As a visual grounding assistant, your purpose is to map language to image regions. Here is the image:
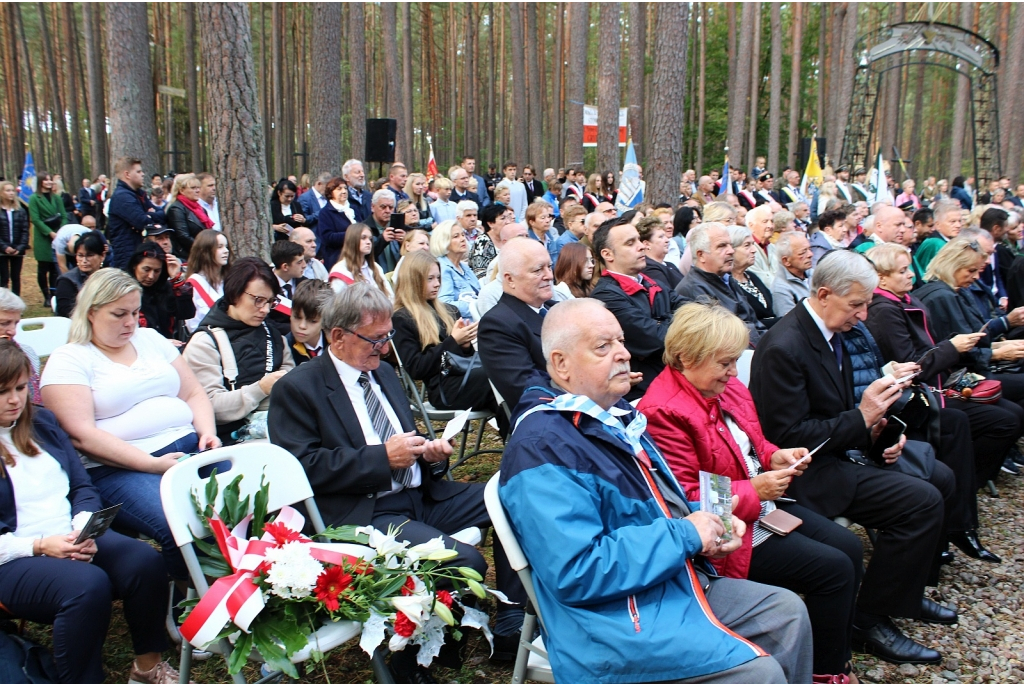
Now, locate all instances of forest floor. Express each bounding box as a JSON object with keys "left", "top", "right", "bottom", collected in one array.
[{"left": 14, "top": 253, "right": 1024, "bottom": 684}]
